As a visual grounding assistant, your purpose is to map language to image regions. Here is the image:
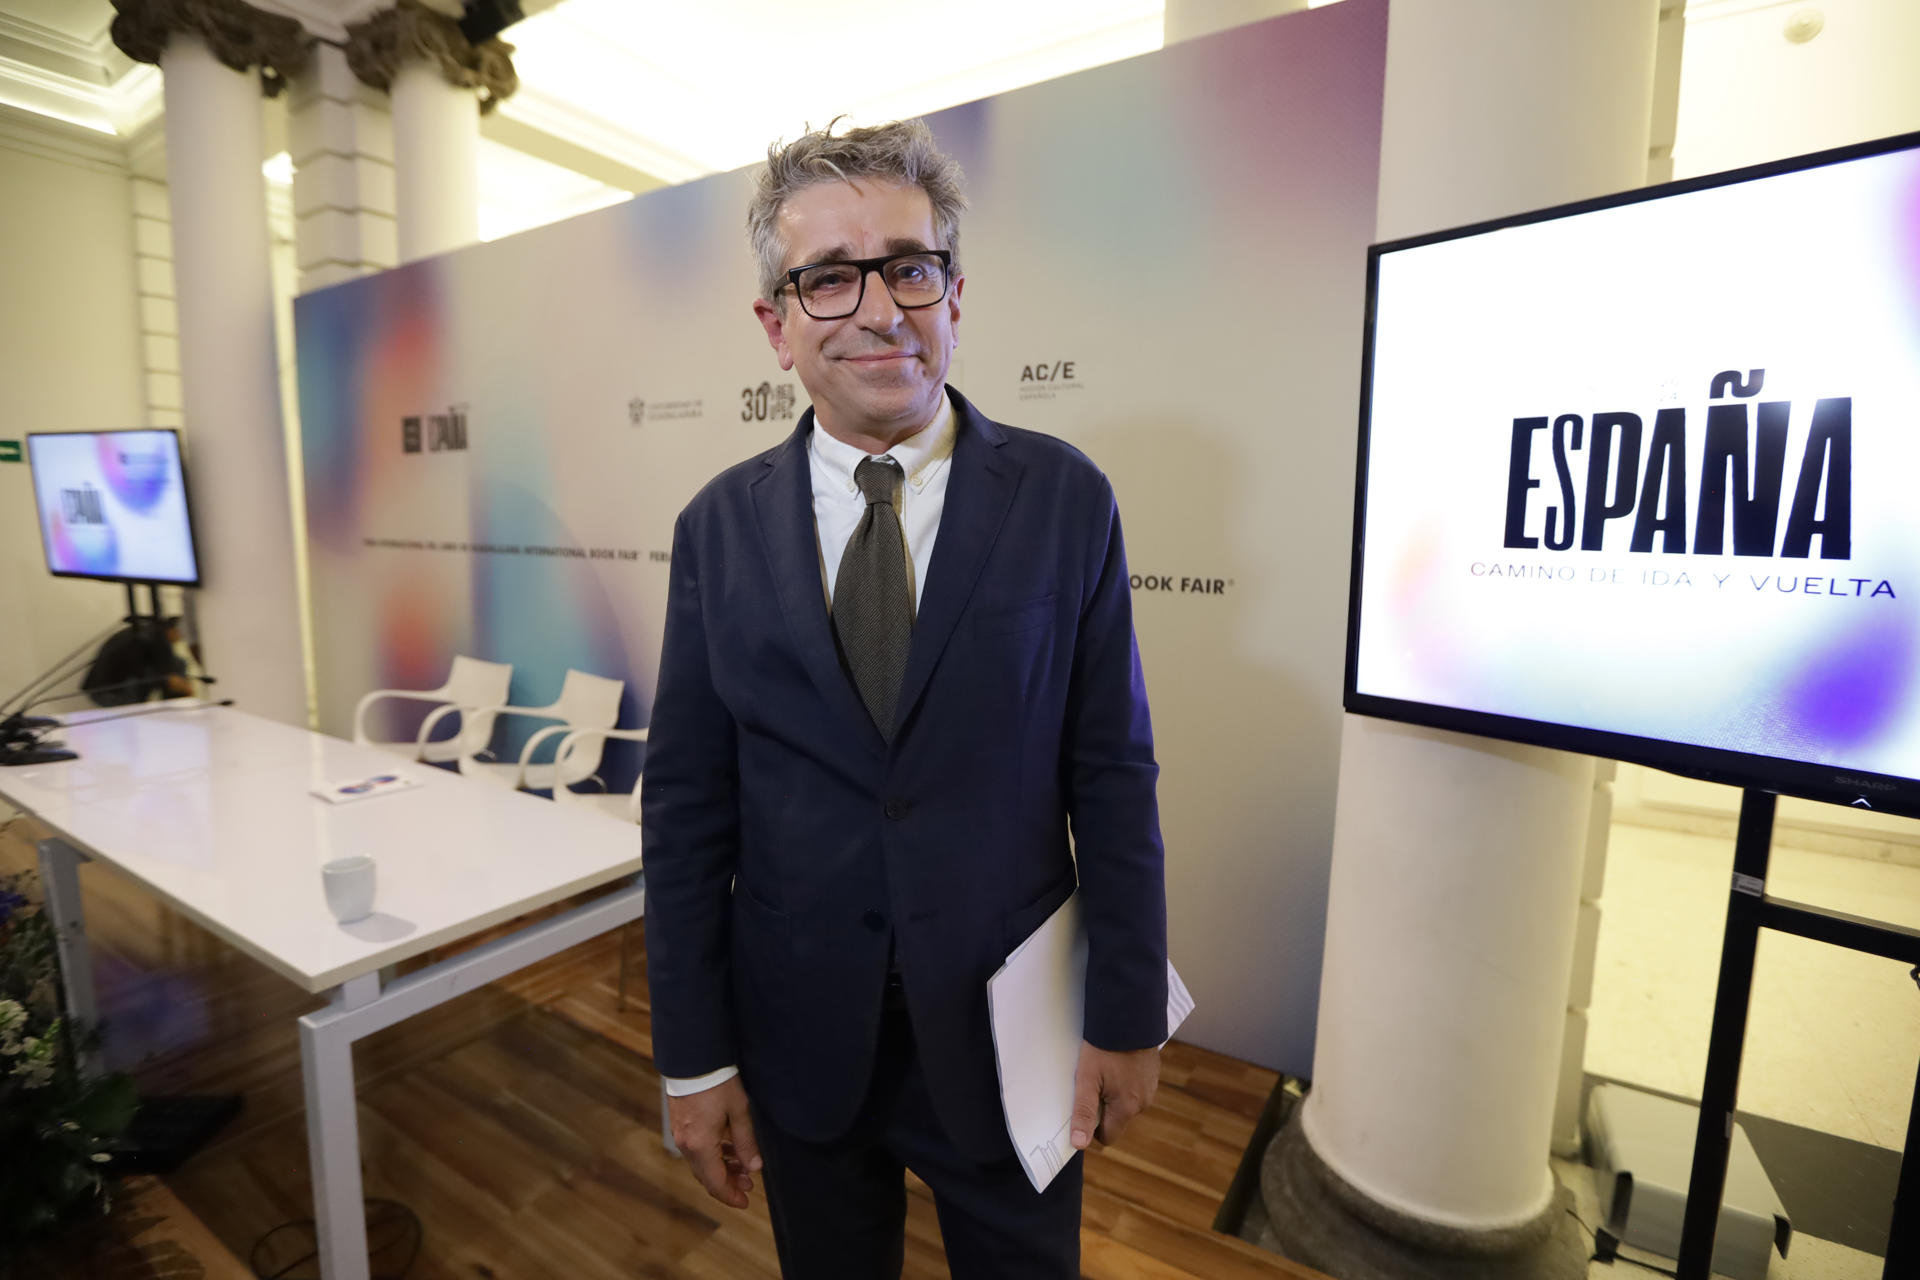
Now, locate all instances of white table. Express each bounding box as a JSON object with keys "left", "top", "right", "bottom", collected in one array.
[{"left": 0, "top": 702, "right": 646, "bottom": 1280}]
